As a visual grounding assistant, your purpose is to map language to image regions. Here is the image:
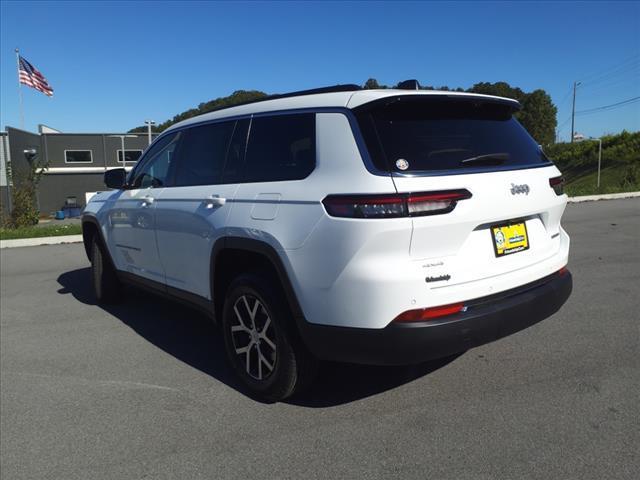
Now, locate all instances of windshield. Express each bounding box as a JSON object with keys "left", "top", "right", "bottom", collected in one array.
[{"left": 354, "top": 96, "right": 551, "bottom": 173}]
